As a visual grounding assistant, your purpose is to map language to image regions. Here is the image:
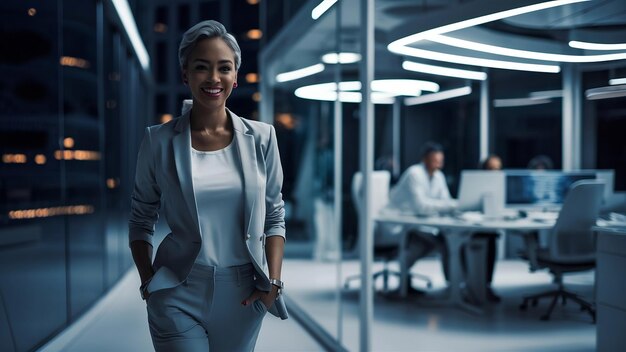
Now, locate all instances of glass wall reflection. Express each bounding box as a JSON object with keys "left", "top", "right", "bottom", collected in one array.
[{"left": 0, "top": 1, "right": 150, "bottom": 351}]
